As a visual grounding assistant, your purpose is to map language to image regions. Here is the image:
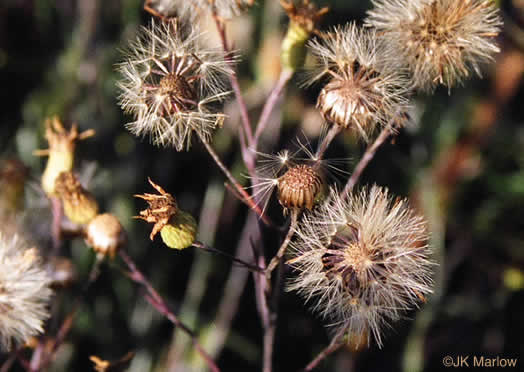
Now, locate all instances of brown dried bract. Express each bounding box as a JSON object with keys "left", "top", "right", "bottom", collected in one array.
[
  {"left": 281, "top": 0, "right": 329, "bottom": 34},
  {"left": 277, "top": 164, "right": 324, "bottom": 211},
  {"left": 134, "top": 178, "right": 178, "bottom": 240},
  {"left": 33, "top": 116, "right": 95, "bottom": 158}
]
